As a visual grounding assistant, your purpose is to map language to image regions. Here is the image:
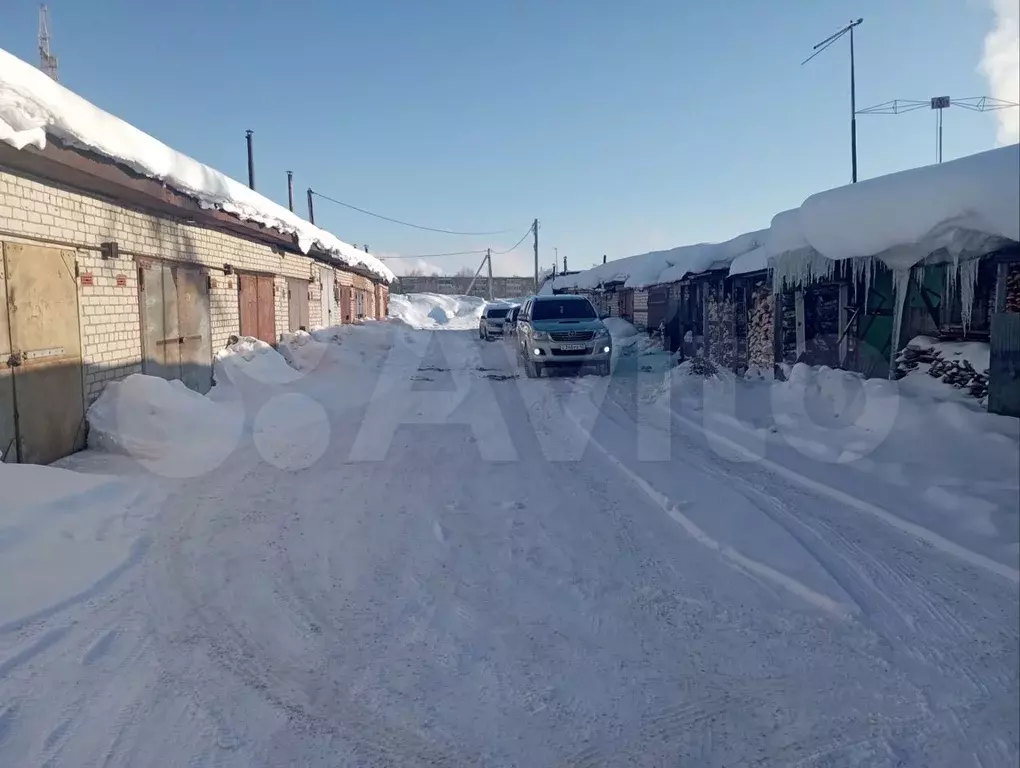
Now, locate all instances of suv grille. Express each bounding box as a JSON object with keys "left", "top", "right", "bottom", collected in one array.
[
  {"left": 551, "top": 347, "right": 592, "bottom": 356},
  {"left": 550, "top": 330, "right": 595, "bottom": 342}
]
